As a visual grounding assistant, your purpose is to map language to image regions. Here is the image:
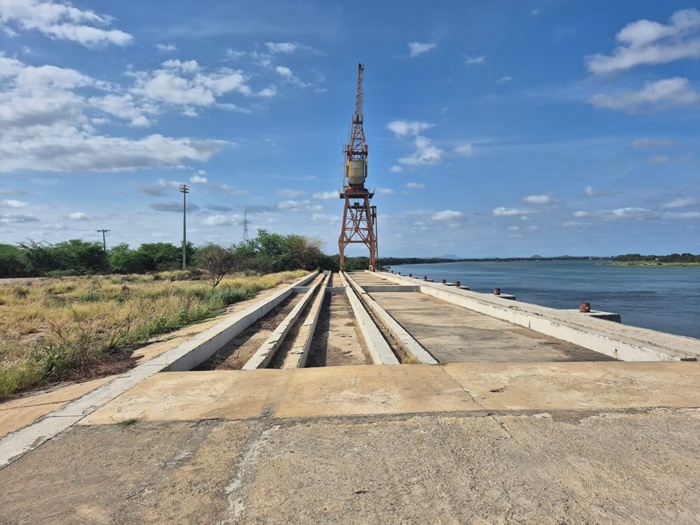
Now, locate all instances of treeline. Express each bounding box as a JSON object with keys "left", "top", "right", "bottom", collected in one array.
[
  {"left": 612, "top": 253, "right": 700, "bottom": 263},
  {"left": 0, "top": 230, "right": 379, "bottom": 278},
  {"left": 378, "top": 257, "right": 458, "bottom": 266}
]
